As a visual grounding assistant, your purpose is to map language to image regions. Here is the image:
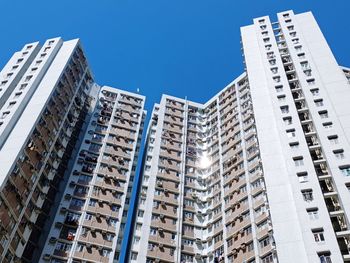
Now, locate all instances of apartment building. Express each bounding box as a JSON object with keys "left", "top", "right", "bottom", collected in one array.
[
  {"left": 1, "top": 9, "right": 350, "bottom": 263},
  {"left": 127, "top": 10, "right": 350, "bottom": 263},
  {"left": 0, "top": 38, "right": 146, "bottom": 263},
  {"left": 0, "top": 37, "right": 97, "bottom": 263},
  {"left": 39, "top": 87, "right": 145, "bottom": 263}
]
